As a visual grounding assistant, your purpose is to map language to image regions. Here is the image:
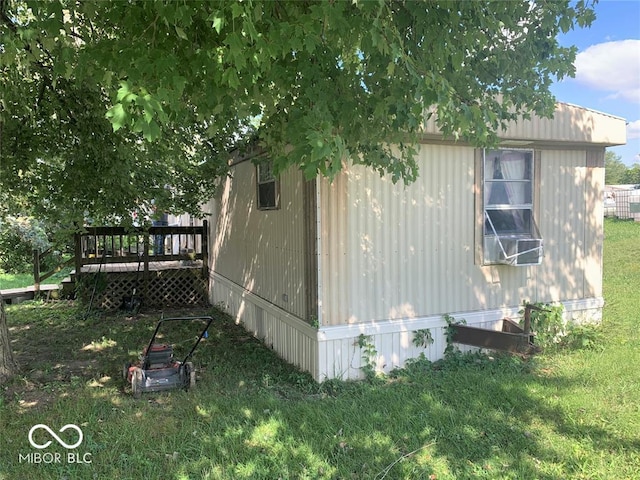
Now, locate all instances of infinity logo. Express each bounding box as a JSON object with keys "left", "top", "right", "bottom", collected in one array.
[{"left": 28, "top": 424, "right": 83, "bottom": 450}]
